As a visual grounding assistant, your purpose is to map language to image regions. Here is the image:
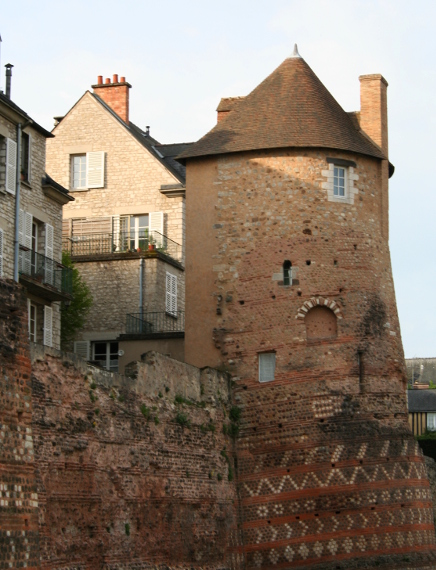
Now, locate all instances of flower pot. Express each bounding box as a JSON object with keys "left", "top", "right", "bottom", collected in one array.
[{"left": 148, "top": 244, "right": 156, "bottom": 251}]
